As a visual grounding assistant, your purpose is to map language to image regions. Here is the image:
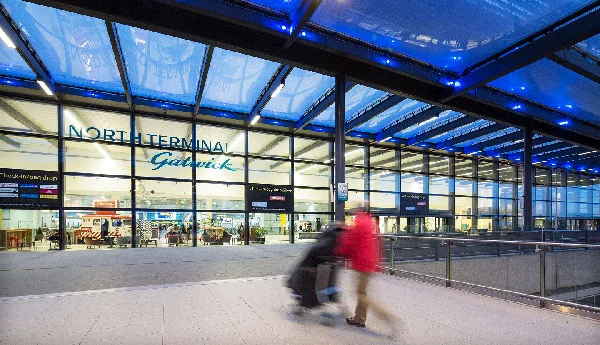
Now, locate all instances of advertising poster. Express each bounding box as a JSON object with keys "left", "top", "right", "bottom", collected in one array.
[
  {"left": 0, "top": 168, "right": 59, "bottom": 208},
  {"left": 400, "top": 192, "right": 429, "bottom": 215},
  {"left": 246, "top": 184, "right": 293, "bottom": 213}
]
